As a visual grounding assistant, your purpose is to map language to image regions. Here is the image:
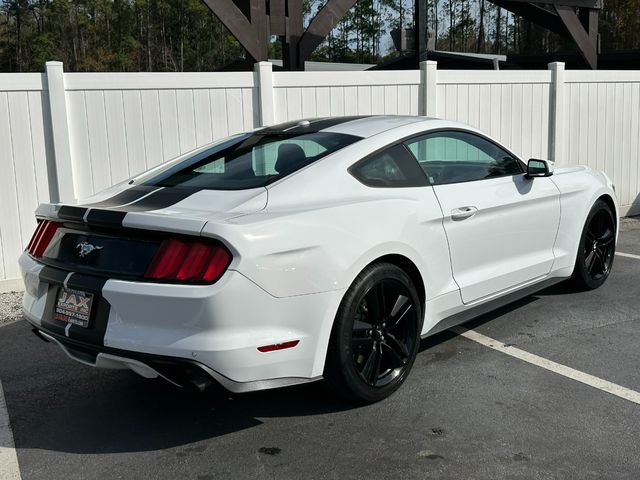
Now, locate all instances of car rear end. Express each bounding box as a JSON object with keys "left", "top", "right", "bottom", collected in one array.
[
  {"left": 20, "top": 123, "right": 364, "bottom": 392},
  {"left": 20, "top": 204, "right": 341, "bottom": 392}
]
